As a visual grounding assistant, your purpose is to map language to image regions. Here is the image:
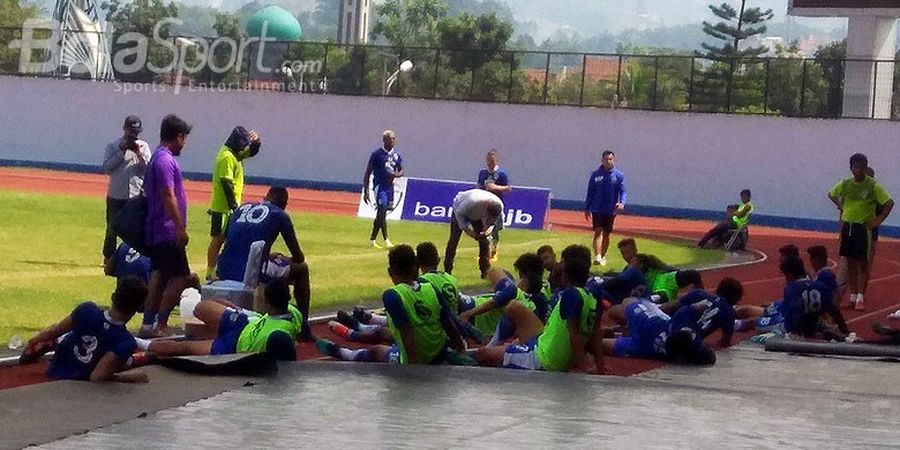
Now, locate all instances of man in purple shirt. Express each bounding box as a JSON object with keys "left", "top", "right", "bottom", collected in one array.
[
  {"left": 584, "top": 150, "right": 627, "bottom": 267},
  {"left": 141, "top": 114, "right": 194, "bottom": 338}
]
